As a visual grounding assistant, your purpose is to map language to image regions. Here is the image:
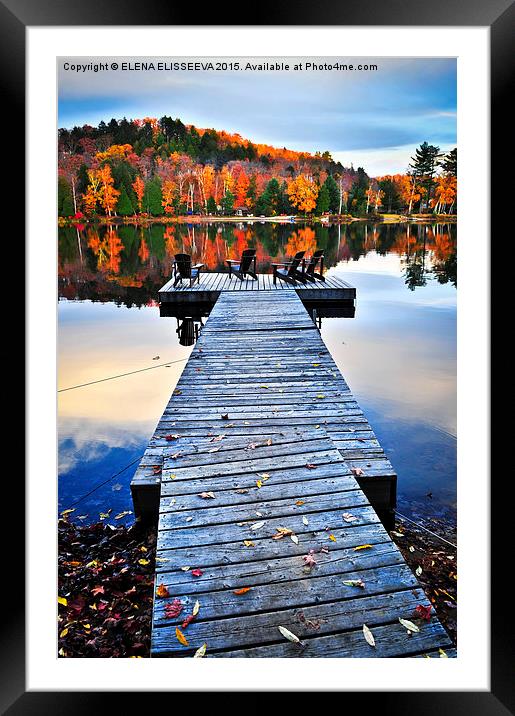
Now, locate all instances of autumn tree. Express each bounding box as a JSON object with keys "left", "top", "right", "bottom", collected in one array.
[
  {"left": 286, "top": 175, "right": 319, "bottom": 214},
  {"left": 132, "top": 176, "right": 145, "bottom": 213}
]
